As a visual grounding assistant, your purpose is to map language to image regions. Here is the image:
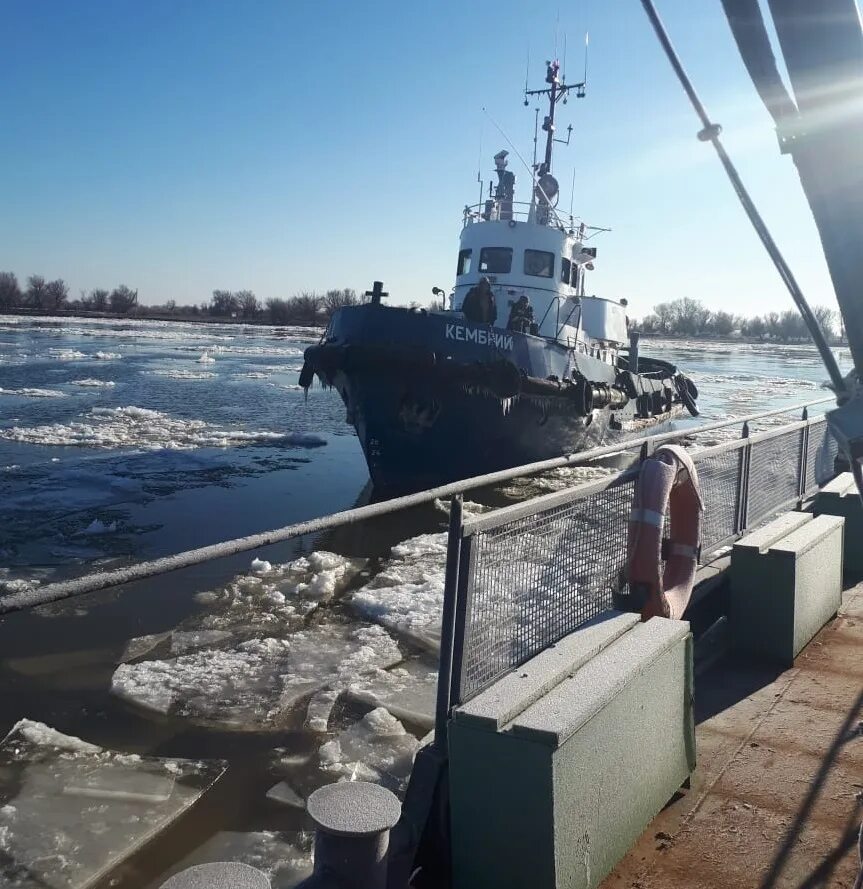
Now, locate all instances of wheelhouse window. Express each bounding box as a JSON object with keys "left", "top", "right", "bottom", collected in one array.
[
  {"left": 561, "top": 257, "right": 572, "bottom": 285},
  {"left": 456, "top": 249, "right": 472, "bottom": 276},
  {"left": 524, "top": 249, "right": 554, "bottom": 278},
  {"left": 478, "top": 247, "right": 513, "bottom": 274}
]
